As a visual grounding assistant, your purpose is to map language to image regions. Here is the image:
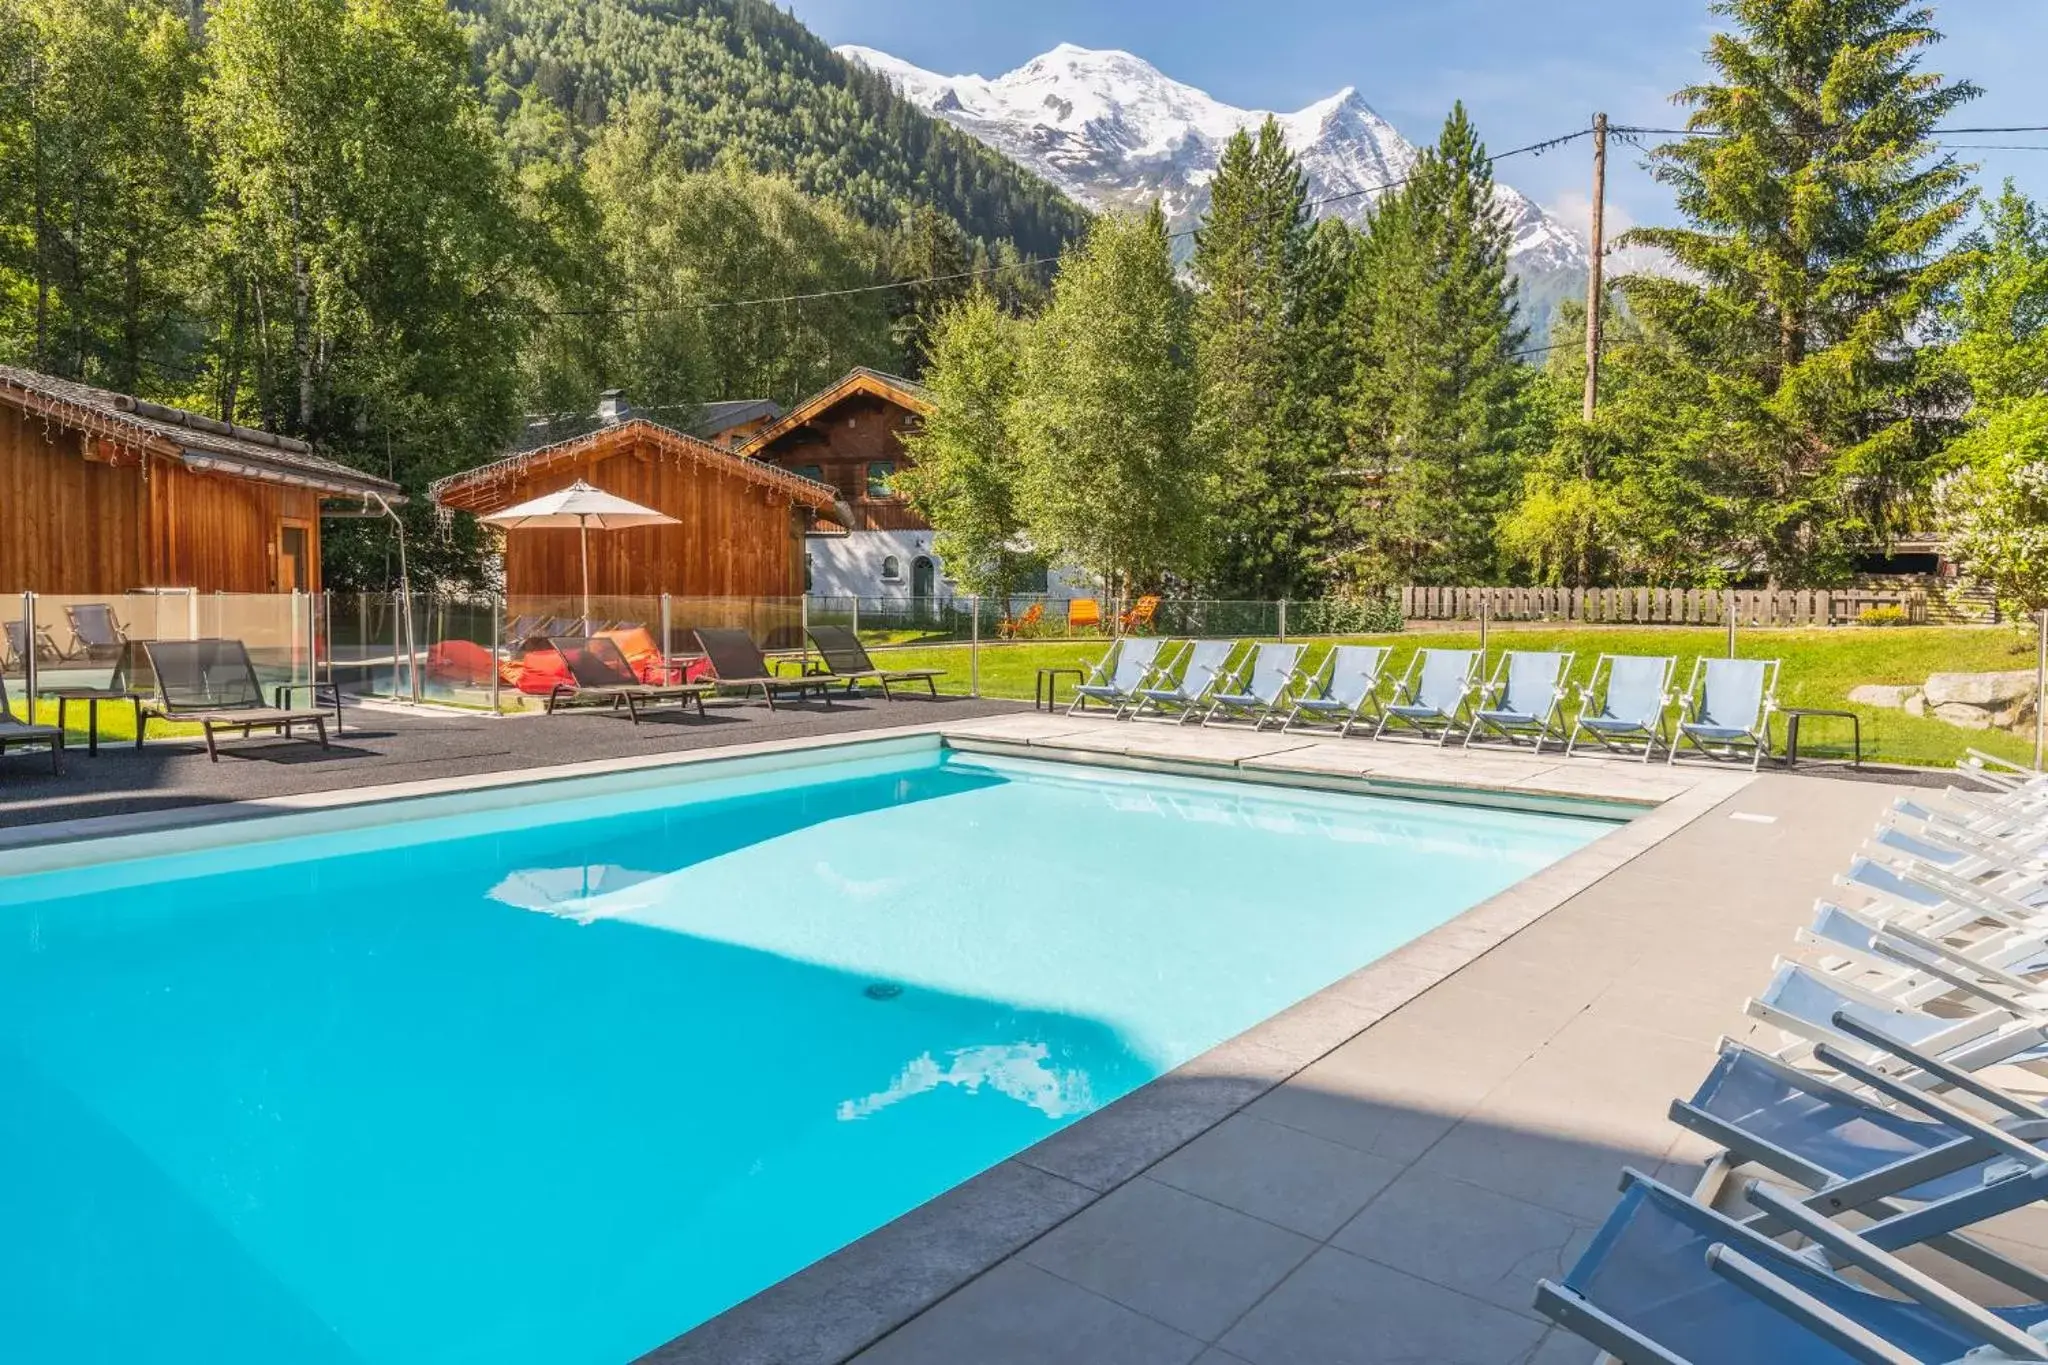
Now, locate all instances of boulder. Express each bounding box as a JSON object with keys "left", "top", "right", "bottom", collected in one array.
[
  {"left": 1922, "top": 670, "right": 2037, "bottom": 708},
  {"left": 1847, "top": 684, "right": 1920, "bottom": 710},
  {"left": 1932, "top": 701, "right": 1998, "bottom": 731},
  {"left": 1905, "top": 693, "right": 1926, "bottom": 718}
]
